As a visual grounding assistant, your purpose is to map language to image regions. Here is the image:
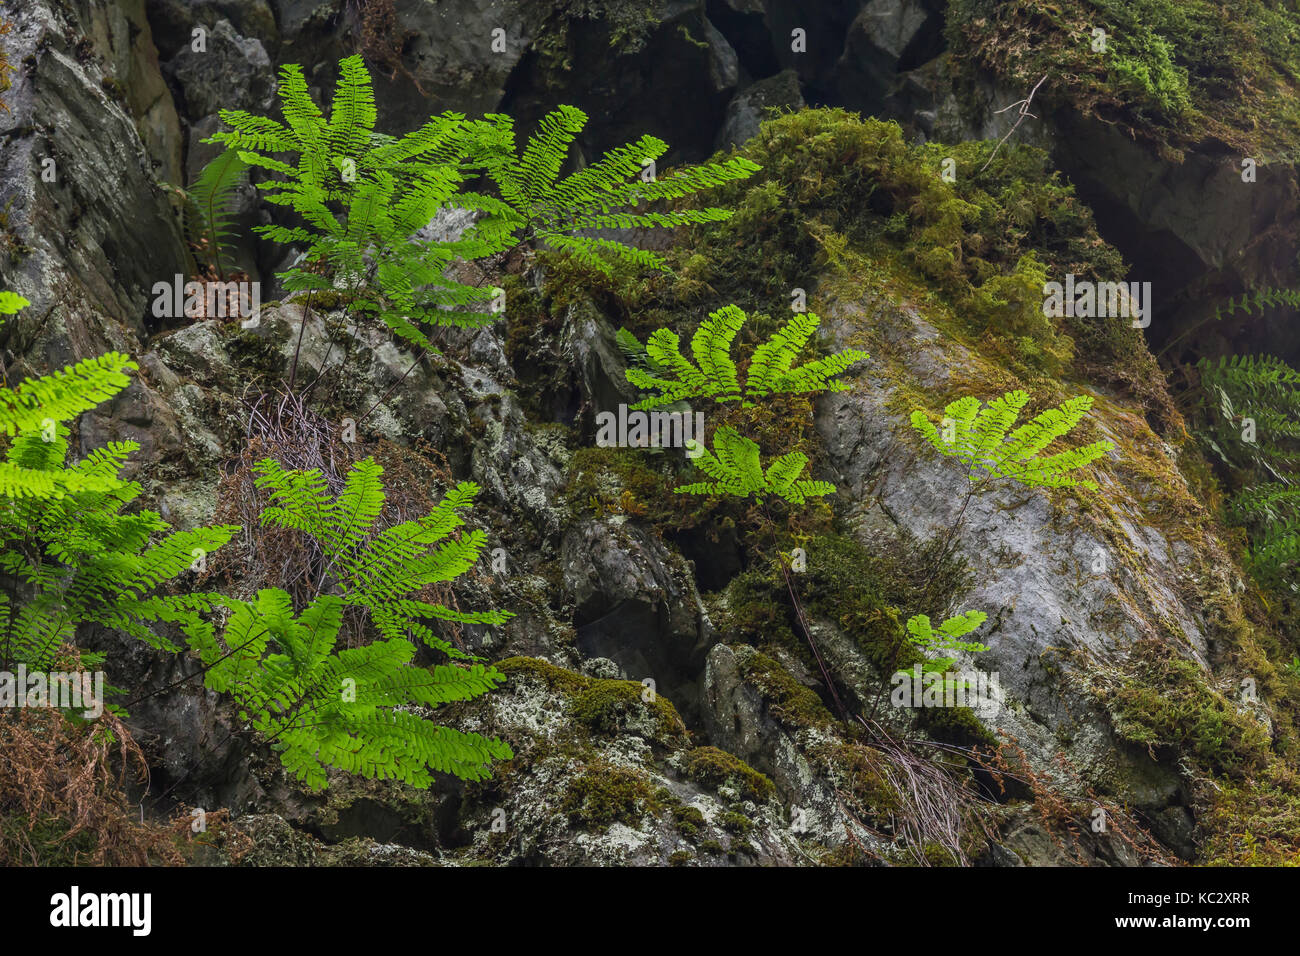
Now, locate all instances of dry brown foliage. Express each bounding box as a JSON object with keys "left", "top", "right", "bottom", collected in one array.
[
  {"left": 0, "top": 703, "right": 185, "bottom": 866},
  {"left": 204, "top": 386, "right": 476, "bottom": 651}
]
